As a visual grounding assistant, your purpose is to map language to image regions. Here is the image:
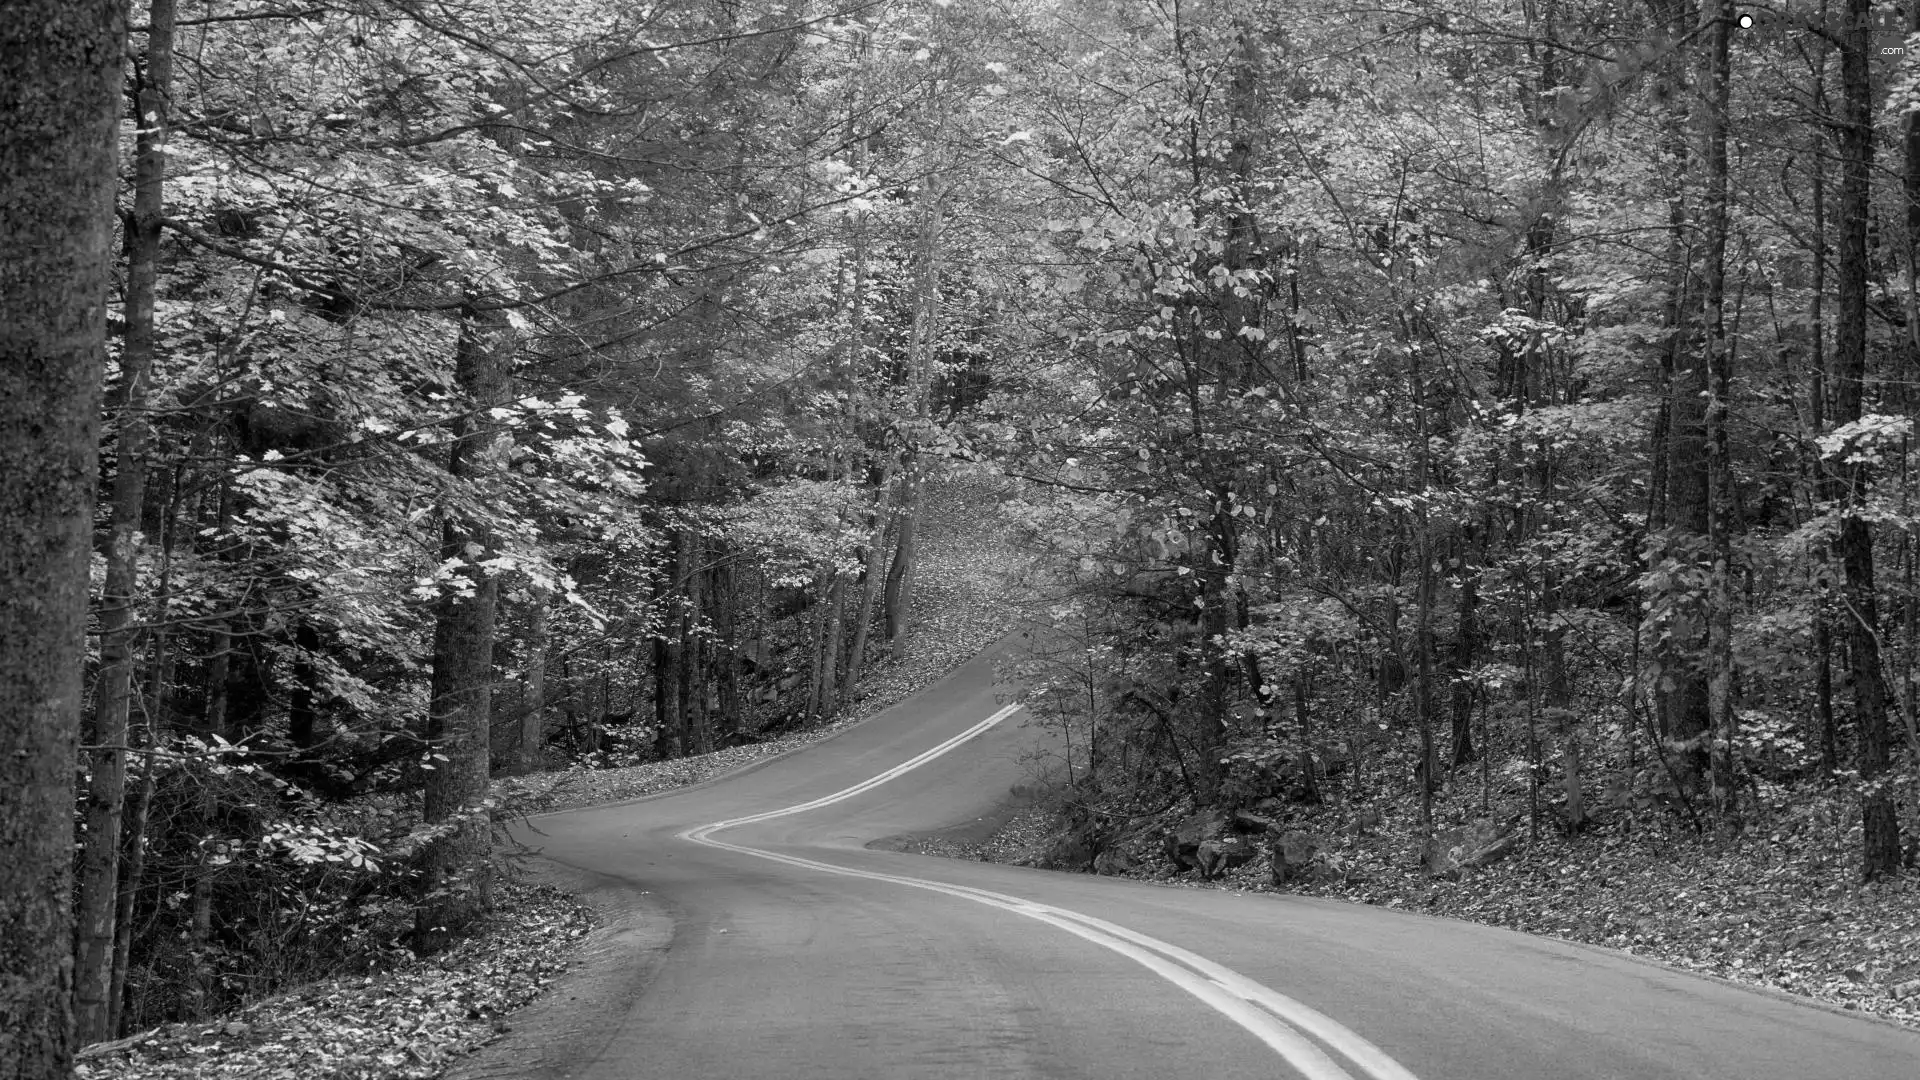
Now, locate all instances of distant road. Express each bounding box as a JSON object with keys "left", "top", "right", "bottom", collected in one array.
[{"left": 464, "top": 644, "right": 1920, "bottom": 1079}]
